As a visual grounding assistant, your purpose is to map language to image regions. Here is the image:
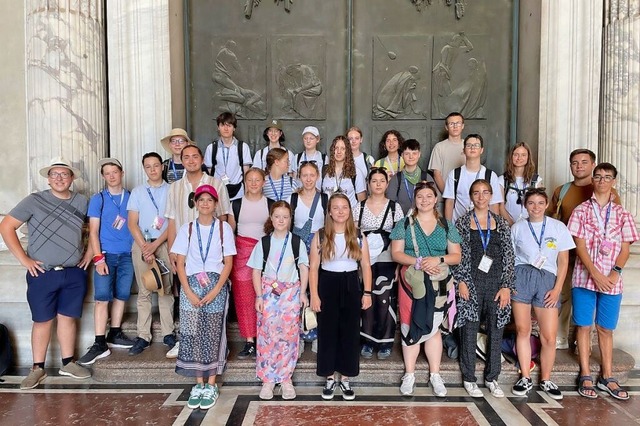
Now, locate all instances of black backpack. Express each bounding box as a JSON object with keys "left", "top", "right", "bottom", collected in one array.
[
  {"left": 261, "top": 233, "right": 303, "bottom": 277},
  {"left": 0, "top": 324, "right": 13, "bottom": 381},
  {"left": 296, "top": 152, "right": 328, "bottom": 169},
  {"left": 453, "top": 166, "right": 493, "bottom": 201},
  {"left": 209, "top": 139, "right": 246, "bottom": 177},
  {"left": 231, "top": 197, "right": 276, "bottom": 235}
]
